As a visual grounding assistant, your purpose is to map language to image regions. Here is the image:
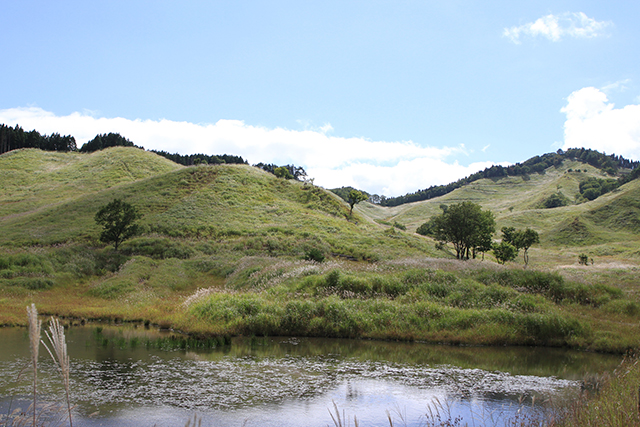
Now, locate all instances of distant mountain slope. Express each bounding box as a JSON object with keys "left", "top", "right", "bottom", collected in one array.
[
  {"left": 360, "top": 159, "right": 640, "bottom": 250},
  {"left": 377, "top": 149, "right": 639, "bottom": 207}
]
